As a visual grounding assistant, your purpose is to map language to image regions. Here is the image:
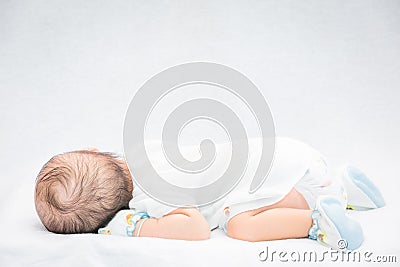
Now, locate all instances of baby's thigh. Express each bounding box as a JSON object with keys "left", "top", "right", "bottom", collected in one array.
[
  {"left": 226, "top": 210, "right": 256, "bottom": 240},
  {"left": 225, "top": 188, "right": 309, "bottom": 238}
]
